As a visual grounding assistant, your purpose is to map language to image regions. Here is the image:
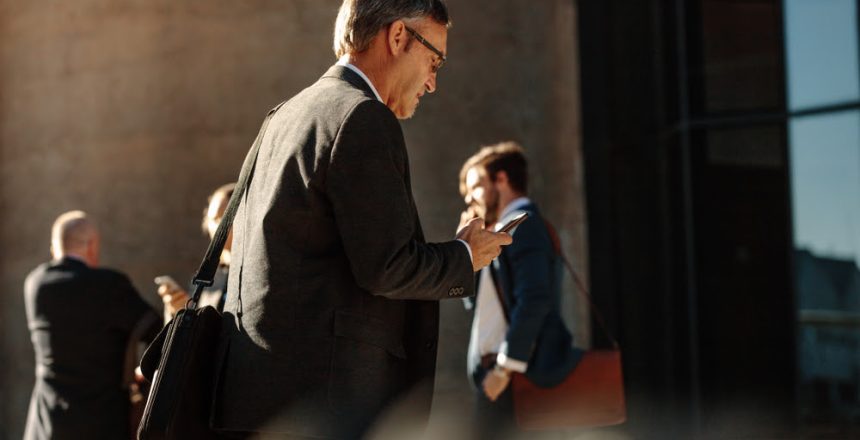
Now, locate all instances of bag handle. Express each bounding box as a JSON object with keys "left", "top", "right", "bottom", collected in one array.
[
  {"left": 187, "top": 102, "right": 285, "bottom": 308},
  {"left": 543, "top": 220, "right": 620, "bottom": 350}
]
